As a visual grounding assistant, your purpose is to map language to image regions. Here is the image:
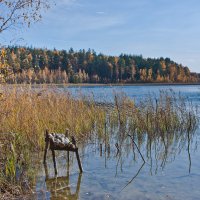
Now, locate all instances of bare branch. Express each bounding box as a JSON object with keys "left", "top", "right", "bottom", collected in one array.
[{"left": 0, "top": 0, "right": 51, "bottom": 33}]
